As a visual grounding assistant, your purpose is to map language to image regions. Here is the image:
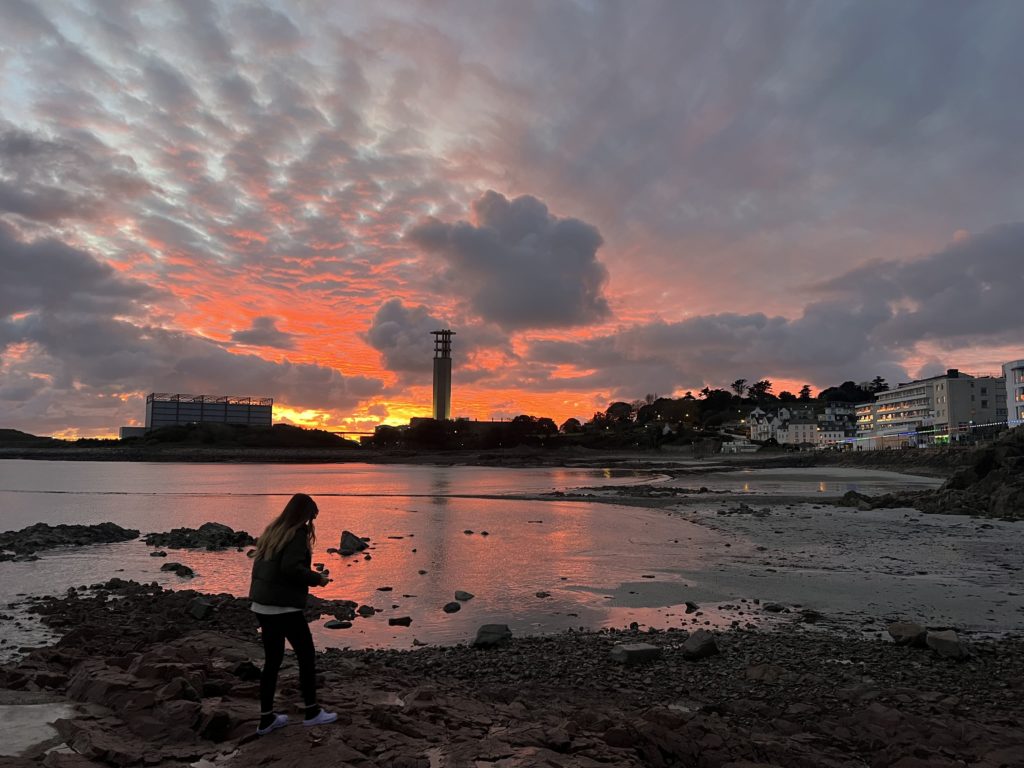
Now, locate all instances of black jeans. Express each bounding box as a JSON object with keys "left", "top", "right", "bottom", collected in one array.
[{"left": 256, "top": 611, "right": 317, "bottom": 713}]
